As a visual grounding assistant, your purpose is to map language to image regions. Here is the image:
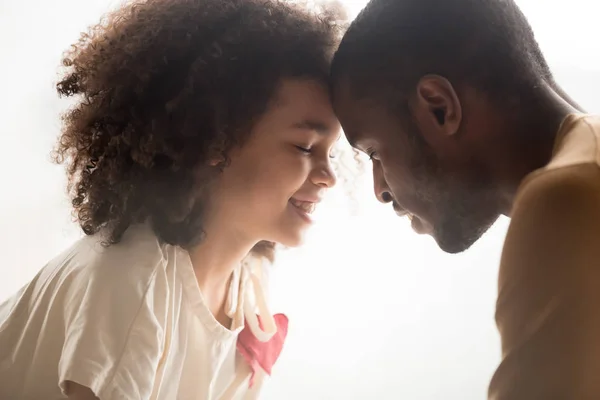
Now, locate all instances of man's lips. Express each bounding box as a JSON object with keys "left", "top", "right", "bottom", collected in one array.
[
  {"left": 392, "top": 202, "right": 411, "bottom": 218},
  {"left": 393, "top": 202, "right": 432, "bottom": 233}
]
